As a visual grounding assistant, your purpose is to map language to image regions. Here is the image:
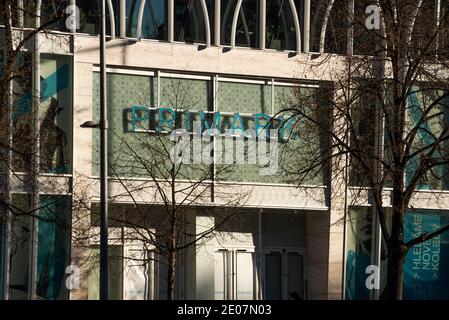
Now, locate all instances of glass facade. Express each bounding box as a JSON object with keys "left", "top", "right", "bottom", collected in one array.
[
  {"left": 39, "top": 55, "right": 73, "bottom": 174},
  {"left": 4, "top": 194, "right": 72, "bottom": 300},
  {"left": 346, "top": 207, "right": 449, "bottom": 300},
  {"left": 36, "top": 196, "right": 71, "bottom": 300}
]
